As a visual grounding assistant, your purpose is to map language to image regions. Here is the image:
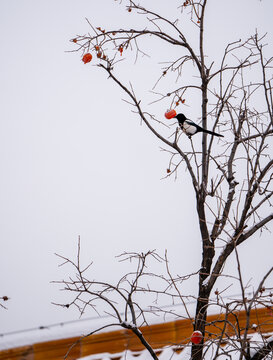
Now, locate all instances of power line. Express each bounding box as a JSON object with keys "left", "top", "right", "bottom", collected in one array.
[{"left": 0, "top": 292, "right": 252, "bottom": 338}]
